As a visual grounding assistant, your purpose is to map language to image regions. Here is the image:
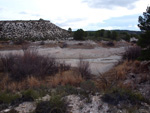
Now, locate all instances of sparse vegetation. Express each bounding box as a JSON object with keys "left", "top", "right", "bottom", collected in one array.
[
  {"left": 0, "top": 91, "right": 20, "bottom": 104},
  {"left": 102, "top": 88, "right": 146, "bottom": 106},
  {"left": 77, "top": 59, "right": 91, "bottom": 80},
  {"left": 0, "top": 49, "right": 59, "bottom": 81},
  {"left": 123, "top": 46, "right": 141, "bottom": 61},
  {"left": 35, "top": 95, "right": 68, "bottom": 113}
]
